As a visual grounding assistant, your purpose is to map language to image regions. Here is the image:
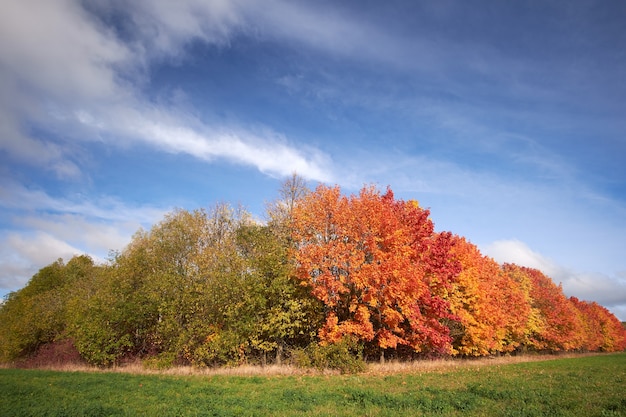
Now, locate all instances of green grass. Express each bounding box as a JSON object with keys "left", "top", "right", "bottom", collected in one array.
[{"left": 1, "top": 353, "right": 625, "bottom": 416}]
